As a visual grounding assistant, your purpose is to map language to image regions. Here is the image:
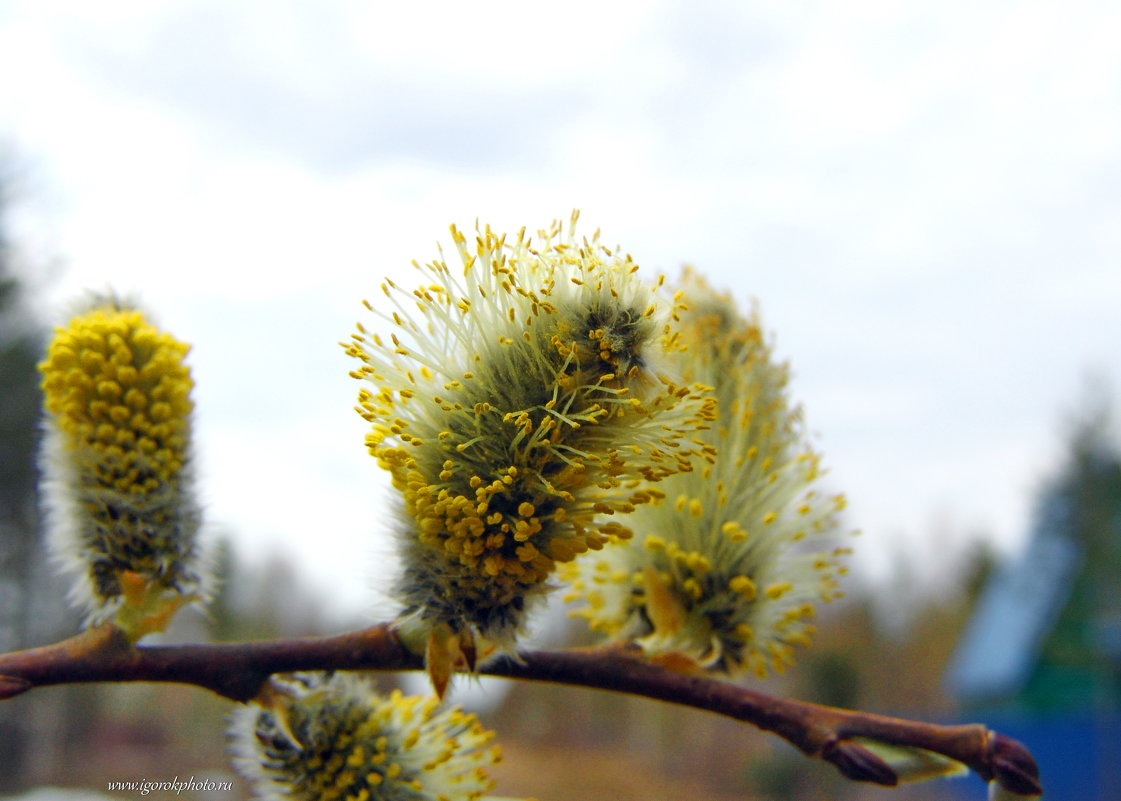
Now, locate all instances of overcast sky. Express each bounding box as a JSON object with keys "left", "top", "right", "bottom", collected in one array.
[{"left": 2, "top": 0, "right": 1119, "bottom": 620}]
